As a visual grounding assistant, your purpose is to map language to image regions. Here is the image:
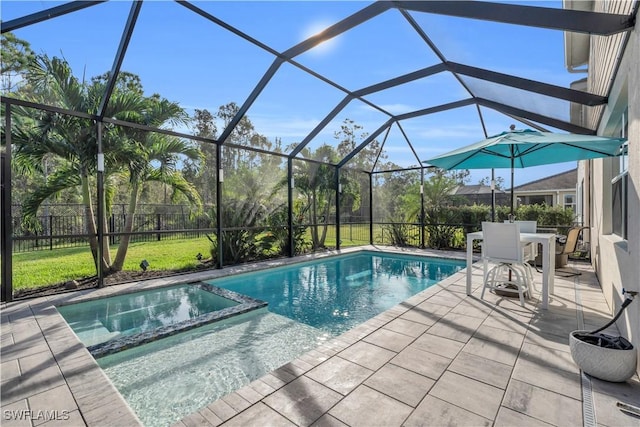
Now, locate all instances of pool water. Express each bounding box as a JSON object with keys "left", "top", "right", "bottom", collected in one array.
[
  {"left": 98, "top": 310, "right": 327, "bottom": 427},
  {"left": 86, "top": 252, "right": 465, "bottom": 426},
  {"left": 58, "top": 283, "right": 241, "bottom": 347},
  {"left": 209, "top": 251, "right": 465, "bottom": 336}
]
